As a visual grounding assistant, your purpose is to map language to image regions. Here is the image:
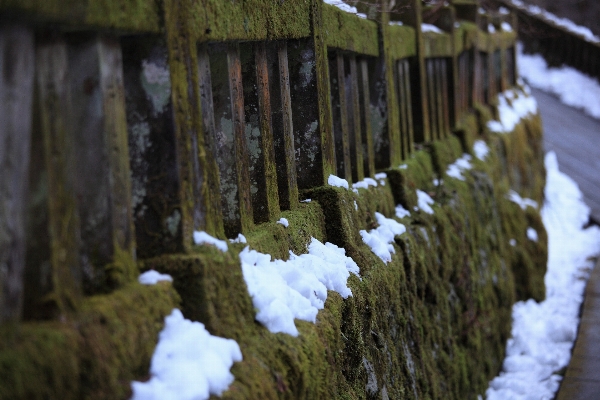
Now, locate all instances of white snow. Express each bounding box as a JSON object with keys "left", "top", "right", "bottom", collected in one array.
[
  {"left": 352, "top": 177, "right": 378, "bottom": 190},
  {"left": 501, "top": 22, "right": 513, "bottom": 32},
  {"left": 193, "top": 231, "right": 228, "bottom": 252},
  {"left": 389, "top": 20, "right": 403, "bottom": 26},
  {"left": 422, "top": 23, "right": 443, "bottom": 33},
  {"left": 354, "top": 200, "right": 358, "bottom": 211},
  {"left": 509, "top": 0, "right": 600, "bottom": 43},
  {"left": 487, "top": 87, "right": 538, "bottom": 134},
  {"left": 301, "top": 199, "right": 312, "bottom": 203},
  {"left": 323, "top": 0, "right": 365, "bottom": 18},
  {"left": 416, "top": 190, "right": 435, "bottom": 214},
  {"left": 229, "top": 233, "right": 247, "bottom": 244},
  {"left": 518, "top": 45, "right": 600, "bottom": 119},
  {"left": 507, "top": 190, "right": 538, "bottom": 210},
  {"left": 486, "top": 152, "right": 600, "bottom": 399},
  {"left": 360, "top": 212, "right": 407, "bottom": 263},
  {"left": 395, "top": 204, "right": 411, "bottom": 219},
  {"left": 277, "top": 218, "right": 289, "bottom": 228},
  {"left": 509, "top": 239, "right": 517, "bottom": 247},
  {"left": 328, "top": 174, "right": 349, "bottom": 189},
  {"left": 527, "top": 227, "right": 538, "bottom": 242},
  {"left": 130, "top": 309, "right": 242, "bottom": 400},
  {"left": 240, "top": 238, "right": 359, "bottom": 337},
  {"left": 474, "top": 140, "right": 490, "bottom": 161},
  {"left": 446, "top": 154, "right": 473, "bottom": 181},
  {"left": 399, "top": 164, "right": 408, "bottom": 169},
  {"left": 488, "top": 23, "right": 496, "bottom": 33},
  {"left": 138, "top": 270, "right": 173, "bottom": 285}
]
